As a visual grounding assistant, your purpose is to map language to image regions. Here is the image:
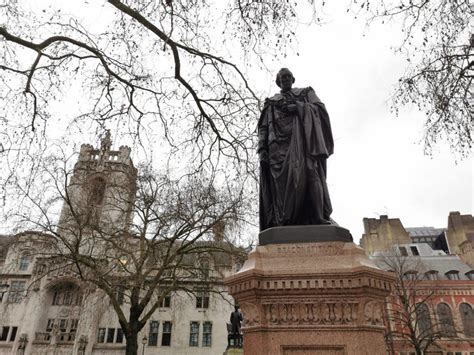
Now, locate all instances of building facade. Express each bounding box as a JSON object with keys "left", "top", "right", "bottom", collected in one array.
[
  {"left": 361, "top": 213, "right": 474, "bottom": 269},
  {"left": 0, "top": 137, "right": 237, "bottom": 355},
  {"left": 362, "top": 216, "right": 474, "bottom": 355}
]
